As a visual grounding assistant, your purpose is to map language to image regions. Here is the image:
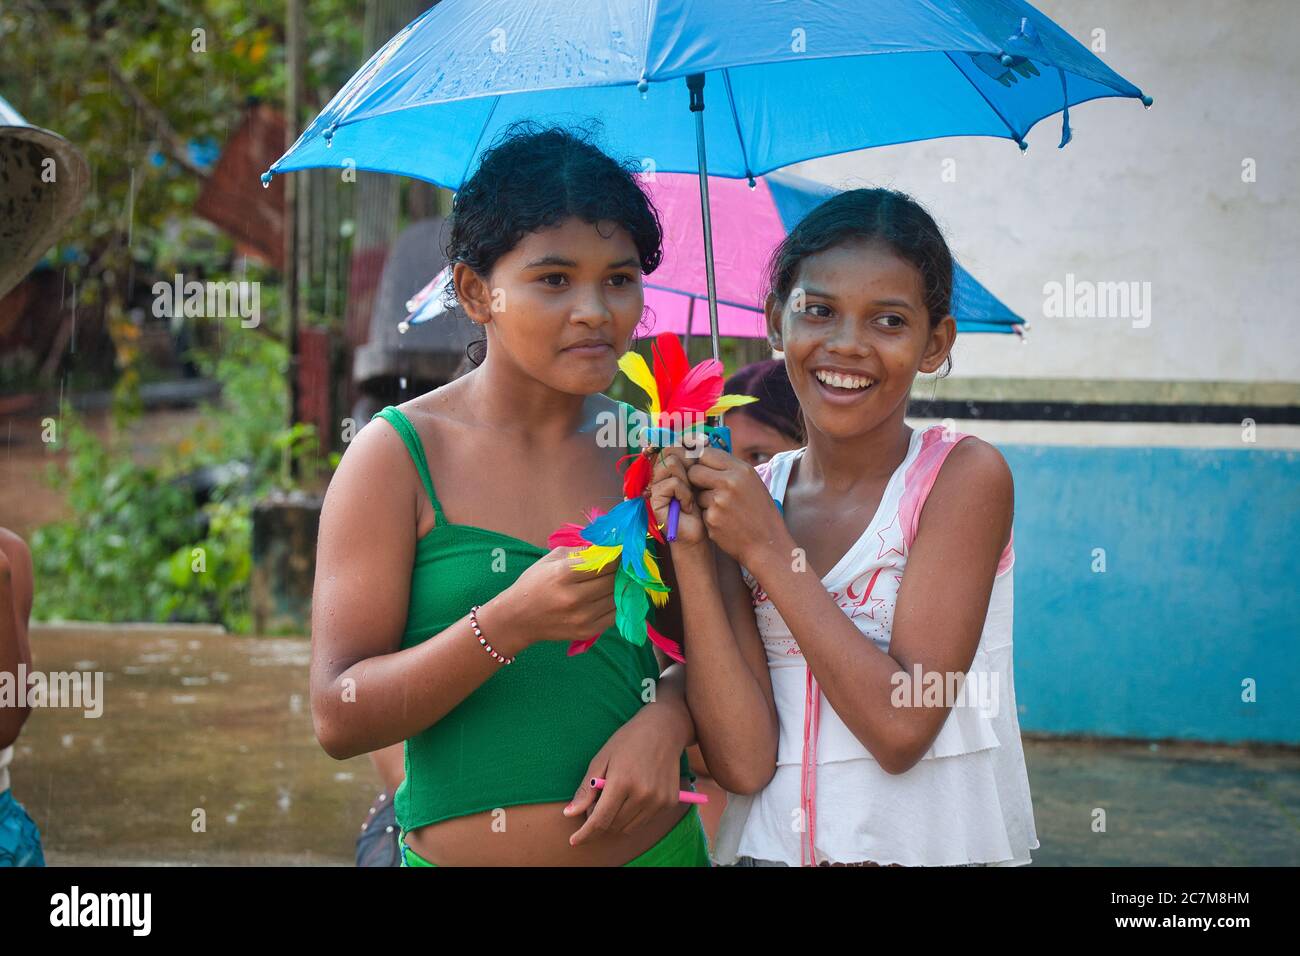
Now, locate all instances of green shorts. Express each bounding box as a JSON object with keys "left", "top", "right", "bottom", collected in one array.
[{"left": 400, "top": 804, "right": 711, "bottom": 867}]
